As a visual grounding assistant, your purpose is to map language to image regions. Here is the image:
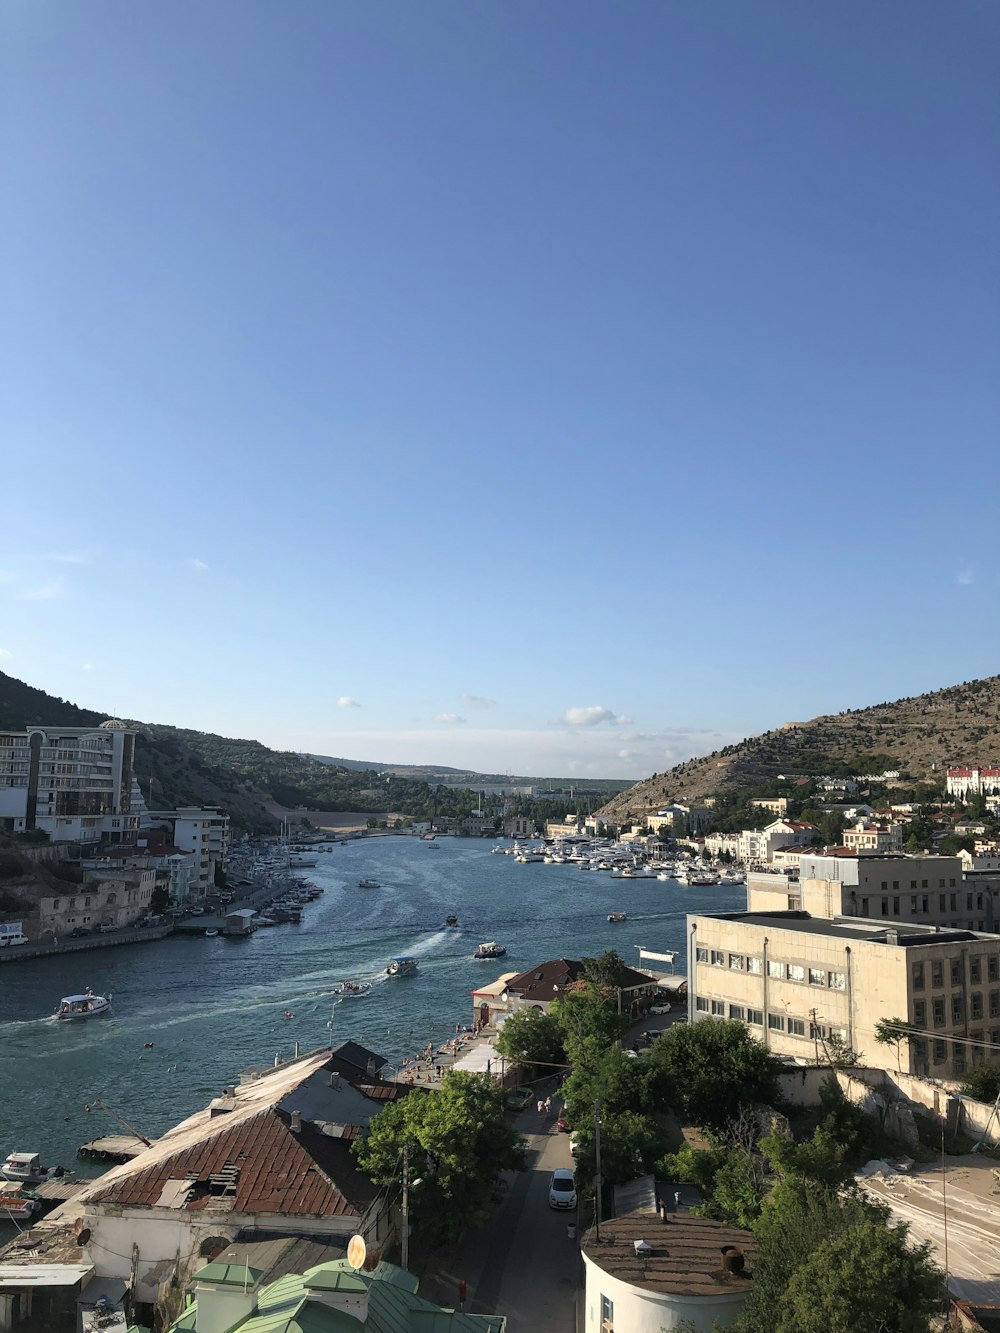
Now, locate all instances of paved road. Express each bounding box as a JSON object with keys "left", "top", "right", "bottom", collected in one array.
[{"left": 423, "top": 1098, "right": 580, "bottom": 1333}]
